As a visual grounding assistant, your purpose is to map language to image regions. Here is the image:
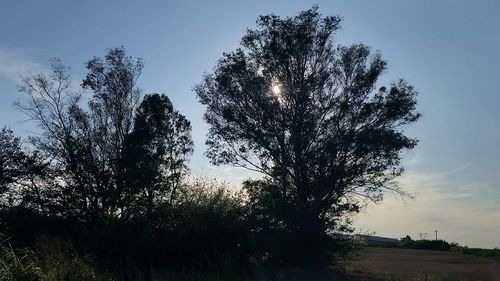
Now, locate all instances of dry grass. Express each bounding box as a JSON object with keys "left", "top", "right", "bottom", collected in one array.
[{"left": 343, "top": 247, "right": 500, "bottom": 281}]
